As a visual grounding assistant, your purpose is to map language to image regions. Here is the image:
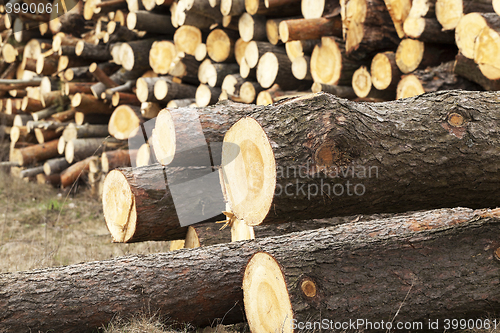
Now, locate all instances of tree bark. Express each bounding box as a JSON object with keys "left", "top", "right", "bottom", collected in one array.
[
  {"left": 60, "top": 156, "right": 92, "bottom": 188},
  {"left": 243, "top": 208, "right": 500, "bottom": 333},
  {"left": 217, "top": 91, "right": 500, "bottom": 225},
  {"left": 2, "top": 207, "right": 499, "bottom": 332},
  {"left": 278, "top": 16, "right": 342, "bottom": 43},
  {"left": 101, "top": 149, "right": 138, "bottom": 173},
  {"left": 126, "top": 11, "right": 175, "bottom": 34},
  {"left": 454, "top": 52, "right": 500, "bottom": 90},
  {"left": 43, "top": 157, "right": 70, "bottom": 175},
  {"left": 102, "top": 164, "right": 224, "bottom": 242},
  {"left": 10, "top": 139, "right": 60, "bottom": 166}
]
